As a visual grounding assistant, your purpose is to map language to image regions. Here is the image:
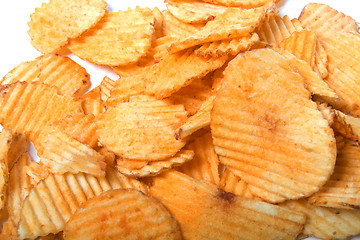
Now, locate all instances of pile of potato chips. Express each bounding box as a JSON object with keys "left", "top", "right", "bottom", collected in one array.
[{"left": 0, "top": 0, "right": 360, "bottom": 239}]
